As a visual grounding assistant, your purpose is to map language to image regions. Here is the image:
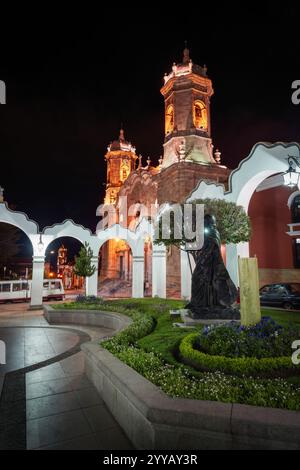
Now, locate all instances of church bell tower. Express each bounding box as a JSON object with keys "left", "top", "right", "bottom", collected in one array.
[
  {"left": 104, "top": 128, "right": 137, "bottom": 205},
  {"left": 161, "top": 46, "right": 215, "bottom": 168}
]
